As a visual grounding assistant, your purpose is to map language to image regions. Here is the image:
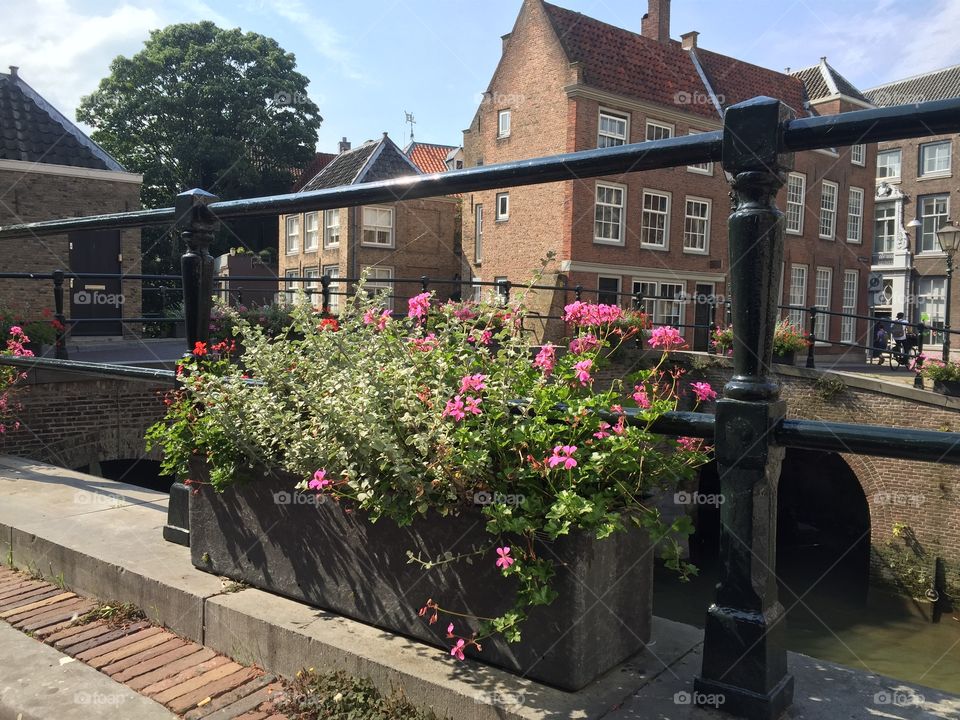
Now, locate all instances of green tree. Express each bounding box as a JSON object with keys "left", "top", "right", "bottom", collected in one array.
[{"left": 78, "top": 21, "right": 322, "bottom": 277}]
